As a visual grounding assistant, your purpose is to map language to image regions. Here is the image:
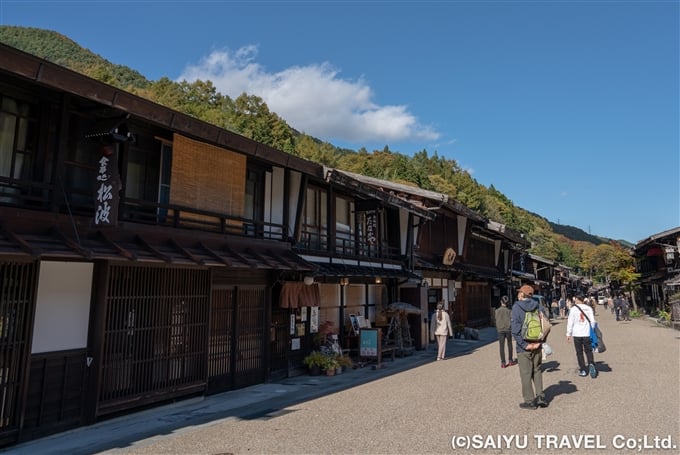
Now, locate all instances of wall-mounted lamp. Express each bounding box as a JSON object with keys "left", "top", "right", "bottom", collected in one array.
[
  {"left": 375, "top": 276, "right": 382, "bottom": 284},
  {"left": 303, "top": 275, "right": 315, "bottom": 286},
  {"left": 340, "top": 277, "right": 350, "bottom": 286}
]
